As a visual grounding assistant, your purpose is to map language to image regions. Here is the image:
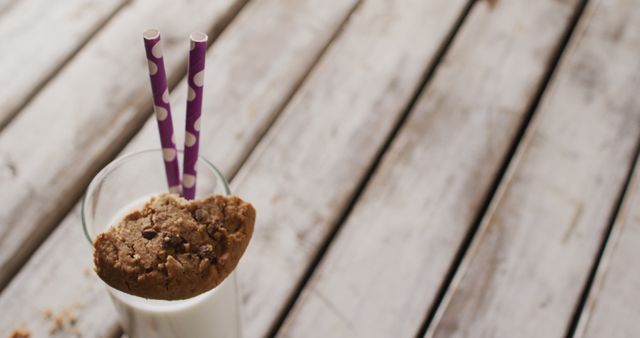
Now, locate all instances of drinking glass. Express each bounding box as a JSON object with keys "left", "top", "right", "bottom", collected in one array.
[{"left": 82, "top": 149, "right": 241, "bottom": 338}]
